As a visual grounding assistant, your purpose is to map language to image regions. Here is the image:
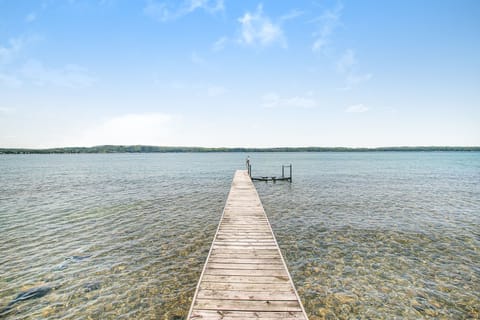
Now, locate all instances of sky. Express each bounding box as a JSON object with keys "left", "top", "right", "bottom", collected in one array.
[{"left": 0, "top": 0, "right": 479, "bottom": 148}]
